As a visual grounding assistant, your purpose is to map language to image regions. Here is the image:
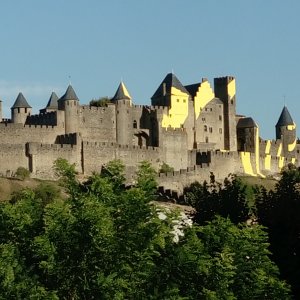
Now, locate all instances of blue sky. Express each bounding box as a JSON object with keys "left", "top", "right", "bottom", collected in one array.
[{"left": 1, "top": 0, "right": 300, "bottom": 138}]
